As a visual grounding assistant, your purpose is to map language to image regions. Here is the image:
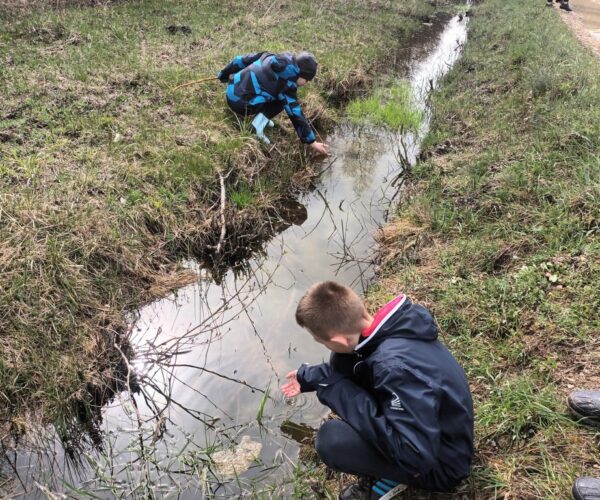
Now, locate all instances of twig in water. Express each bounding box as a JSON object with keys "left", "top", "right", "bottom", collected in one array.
[
  {"left": 141, "top": 378, "right": 218, "bottom": 429},
  {"left": 216, "top": 170, "right": 228, "bottom": 254},
  {"left": 34, "top": 482, "right": 66, "bottom": 500},
  {"left": 113, "top": 341, "right": 152, "bottom": 494},
  {"left": 168, "top": 364, "right": 268, "bottom": 395},
  {"left": 314, "top": 155, "right": 338, "bottom": 177}
]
